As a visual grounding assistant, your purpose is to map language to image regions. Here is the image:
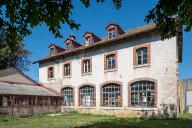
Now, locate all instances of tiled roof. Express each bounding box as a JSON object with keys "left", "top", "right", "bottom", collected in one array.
[
  {"left": 34, "top": 24, "right": 157, "bottom": 63},
  {"left": 0, "top": 81, "right": 60, "bottom": 96}
]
